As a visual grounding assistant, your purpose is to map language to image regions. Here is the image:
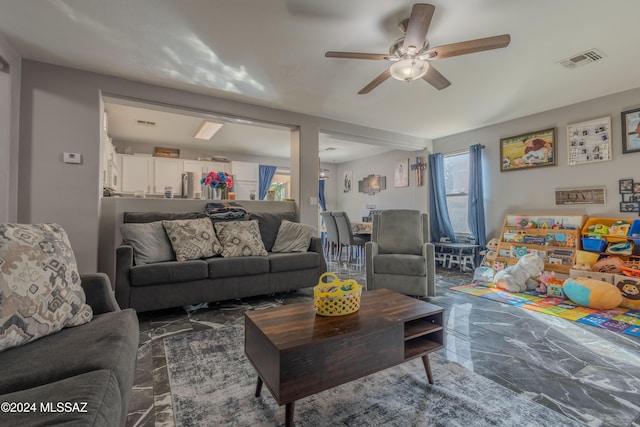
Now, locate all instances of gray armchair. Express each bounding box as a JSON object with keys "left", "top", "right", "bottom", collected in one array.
[{"left": 365, "top": 210, "right": 435, "bottom": 297}]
